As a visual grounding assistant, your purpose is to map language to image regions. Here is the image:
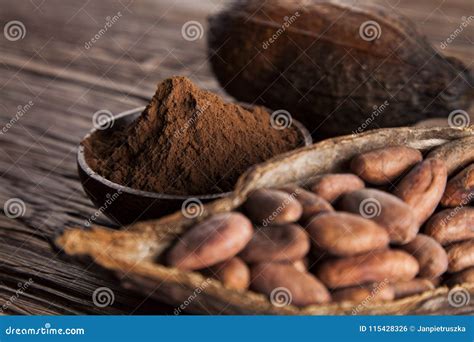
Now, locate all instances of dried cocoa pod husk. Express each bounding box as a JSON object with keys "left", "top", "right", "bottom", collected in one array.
[
  {"left": 427, "top": 136, "right": 474, "bottom": 174},
  {"left": 56, "top": 127, "right": 474, "bottom": 315},
  {"left": 208, "top": 1, "right": 473, "bottom": 138}
]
